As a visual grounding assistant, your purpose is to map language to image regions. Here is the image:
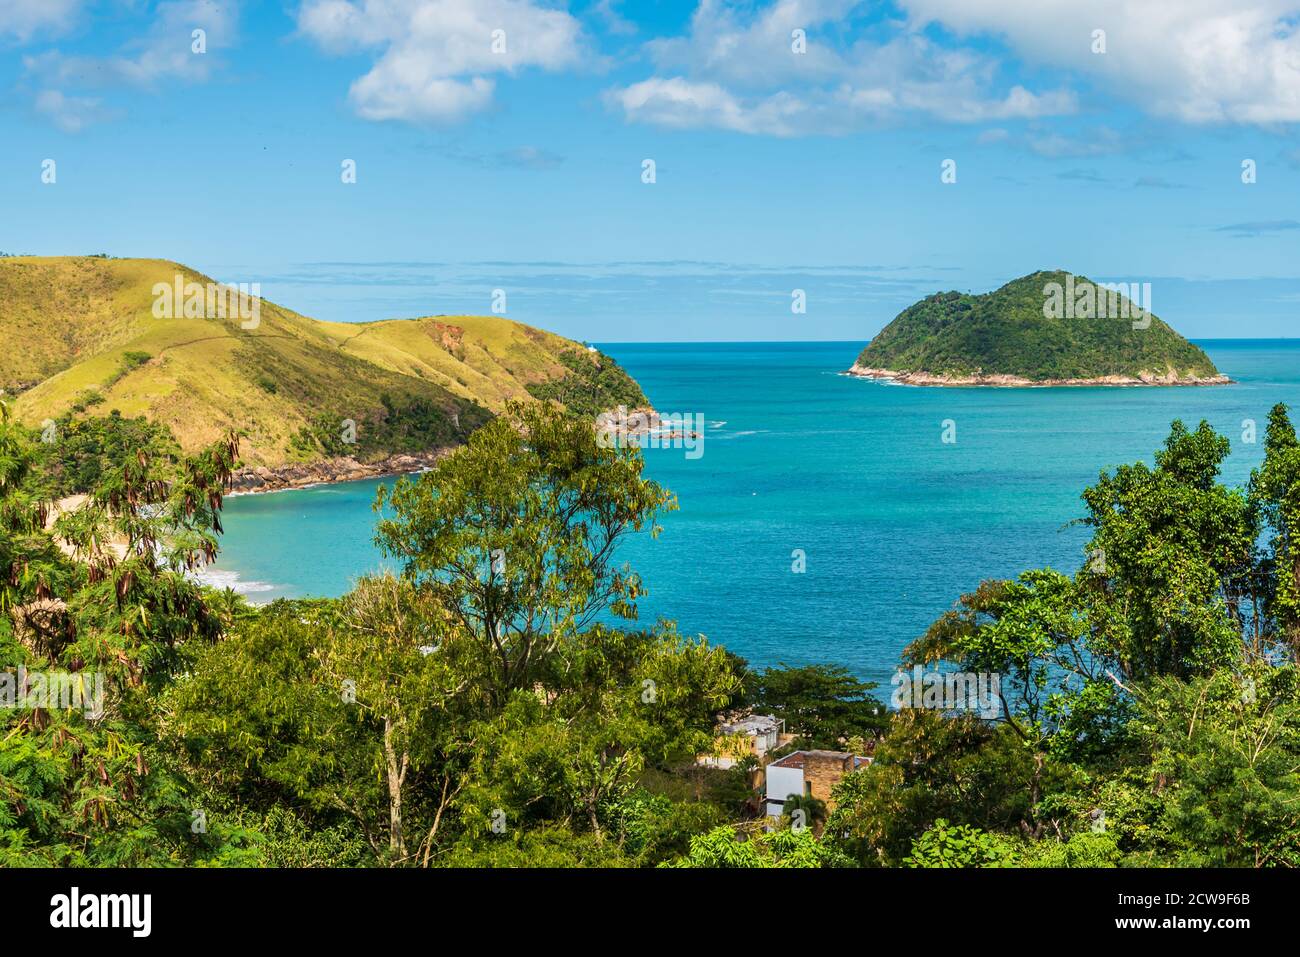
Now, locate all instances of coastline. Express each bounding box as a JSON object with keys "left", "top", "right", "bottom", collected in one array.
[
  {"left": 844, "top": 362, "right": 1233, "bottom": 388},
  {"left": 225, "top": 403, "right": 661, "bottom": 496},
  {"left": 228, "top": 448, "right": 453, "bottom": 495}
]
